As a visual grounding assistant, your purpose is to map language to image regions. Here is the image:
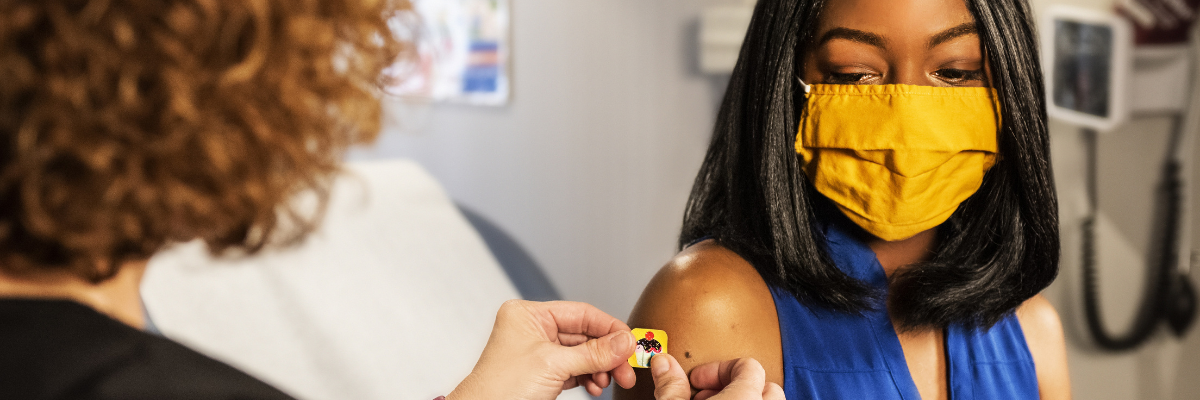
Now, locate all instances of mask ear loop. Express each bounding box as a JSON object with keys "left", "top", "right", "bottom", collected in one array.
[
  {"left": 795, "top": 77, "right": 813, "bottom": 166},
  {"left": 796, "top": 77, "right": 812, "bottom": 97}
]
